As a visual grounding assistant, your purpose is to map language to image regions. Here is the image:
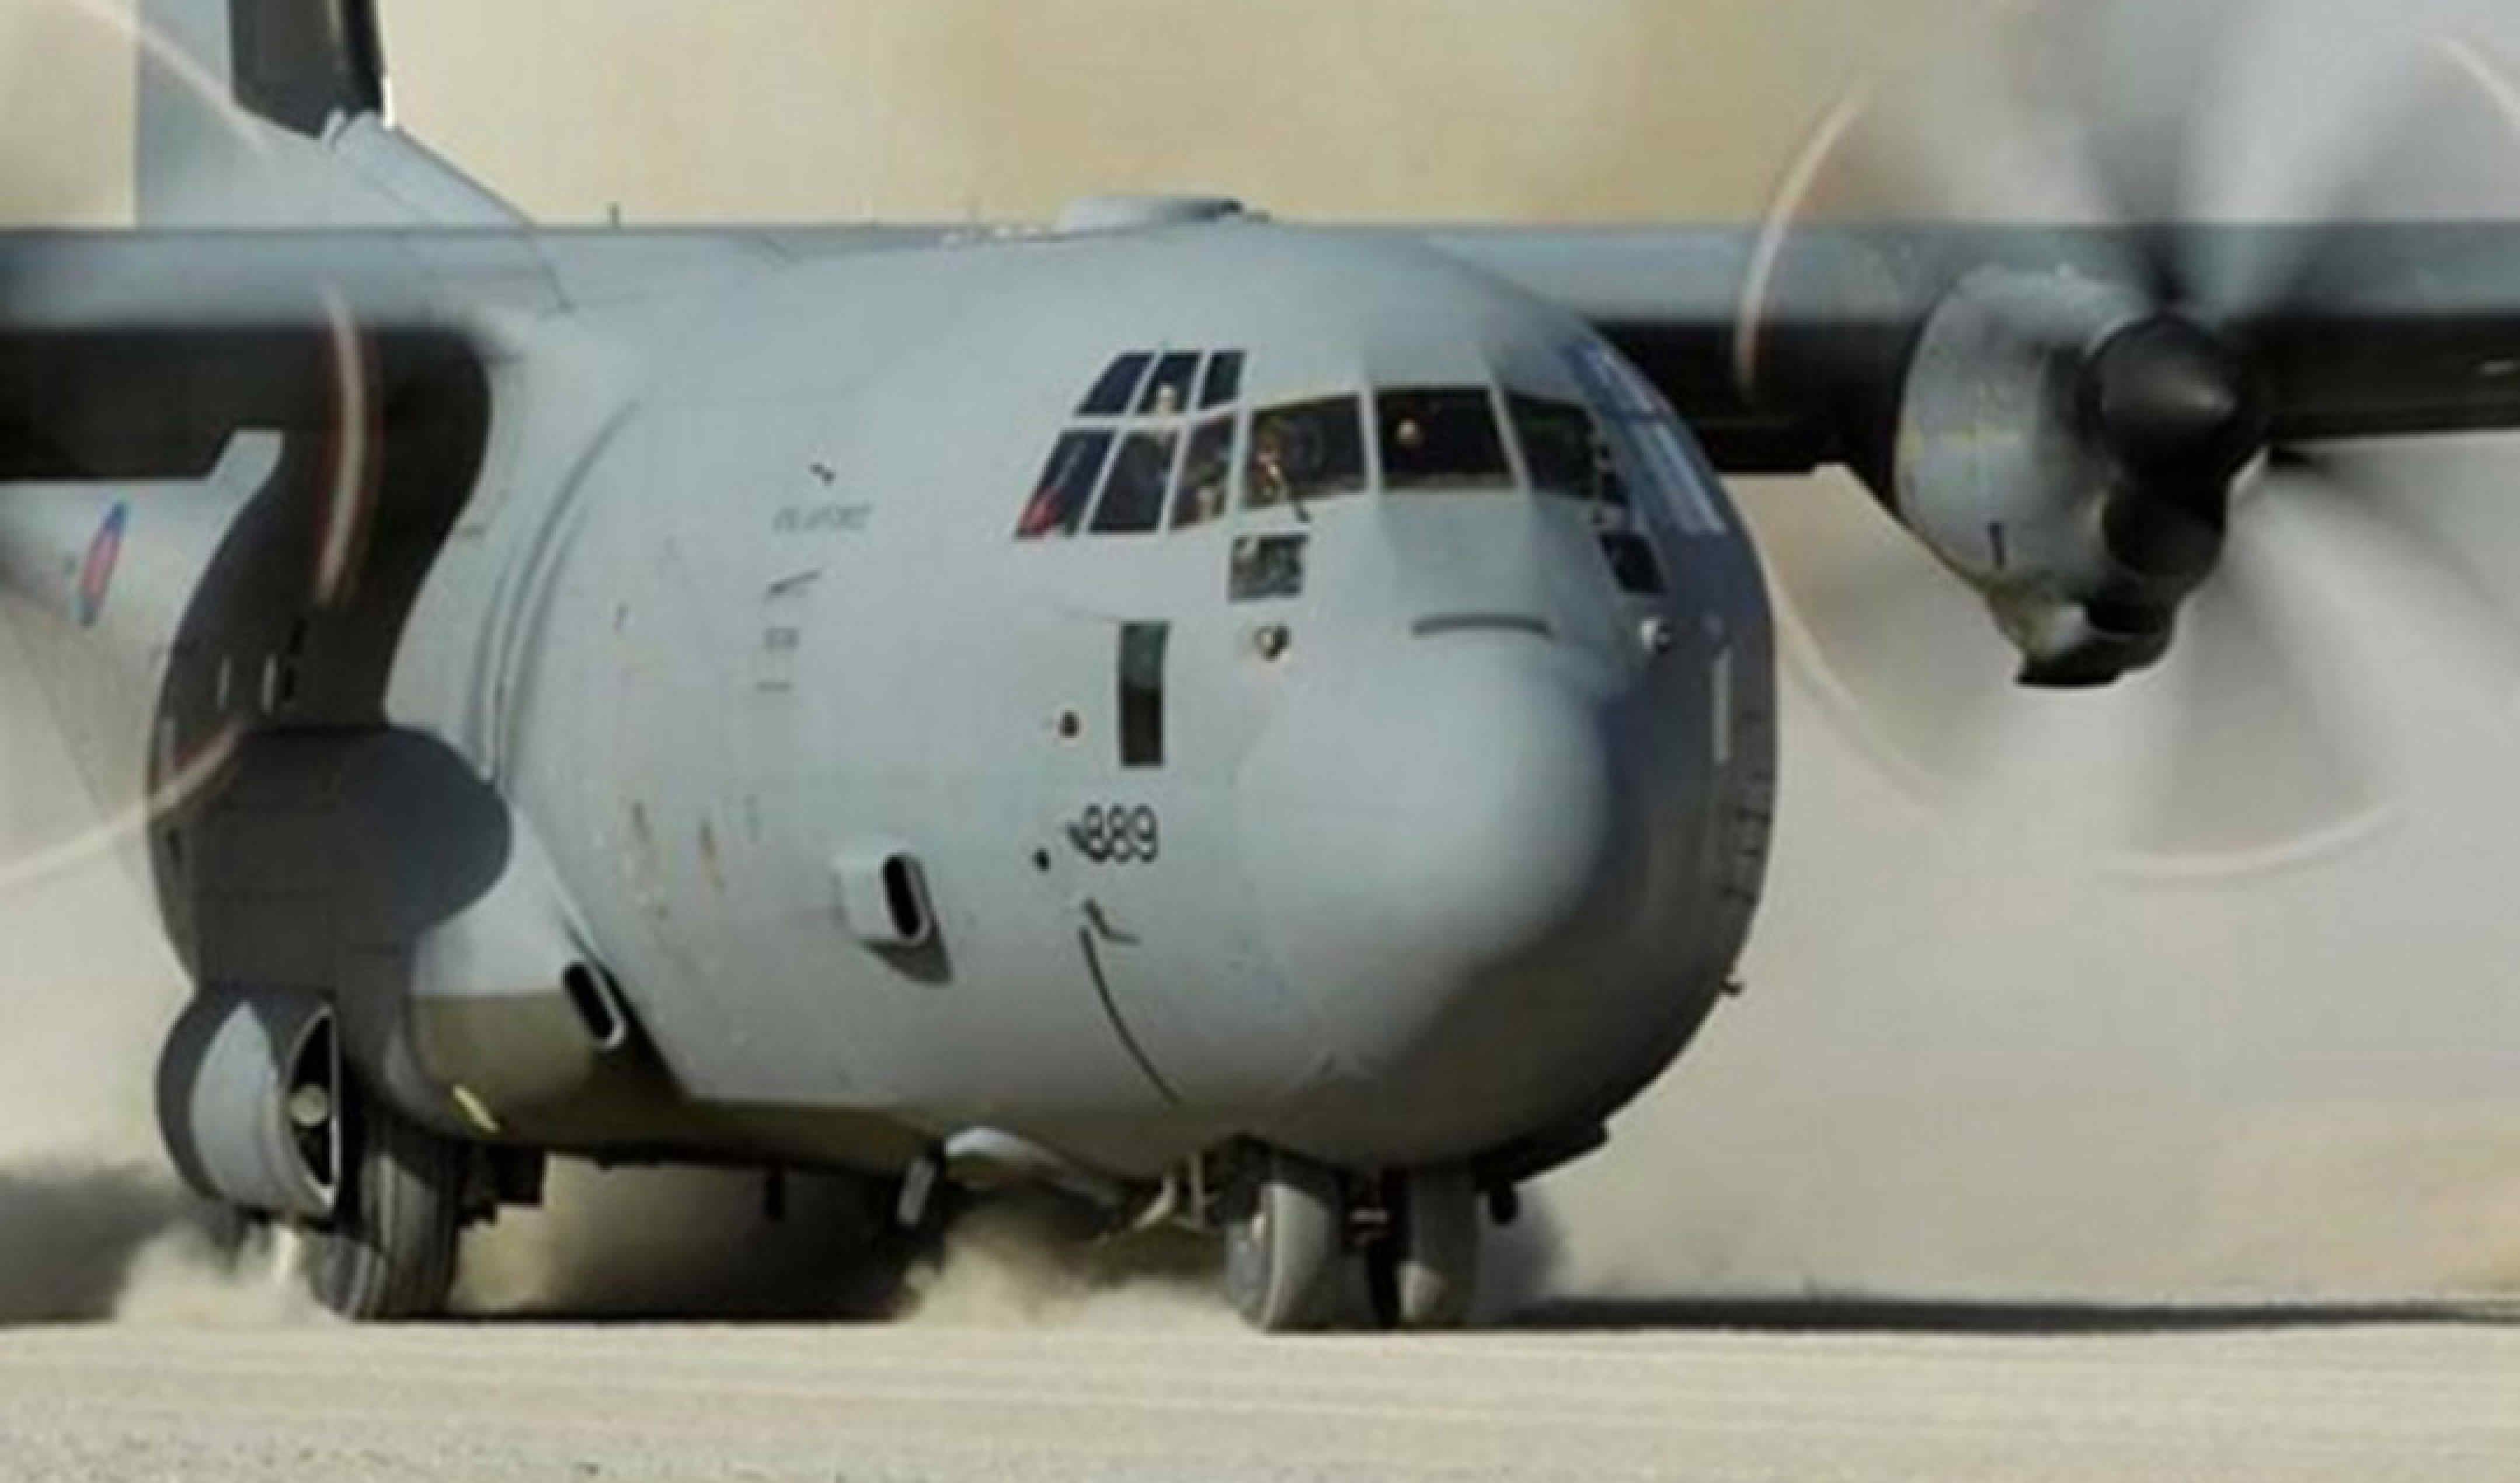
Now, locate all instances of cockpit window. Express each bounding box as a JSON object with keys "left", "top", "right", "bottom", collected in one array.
[
  {"left": 1507, "top": 393, "right": 1624, "bottom": 509},
  {"left": 1080, "top": 353, "right": 1154, "bottom": 416},
  {"left": 1017, "top": 431, "right": 1115, "bottom": 539},
  {"left": 1172, "top": 415, "right": 1237, "bottom": 531},
  {"left": 1091, "top": 429, "right": 1179, "bottom": 535},
  {"left": 1200, "top": 352, "right": 1245, "bottom": 409},
  {"left": 1247, "top": 397, "right": 1367, "bottom": 512},
  {"left": 1139, "top": 353, "right": 1201, "bottom": 416},
  {"left": 1379, "top": 388, "right": 1511, "bottom": 493},
  {"left": 1021, "top": 350, "right": 1254, "bottom": 544}
]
